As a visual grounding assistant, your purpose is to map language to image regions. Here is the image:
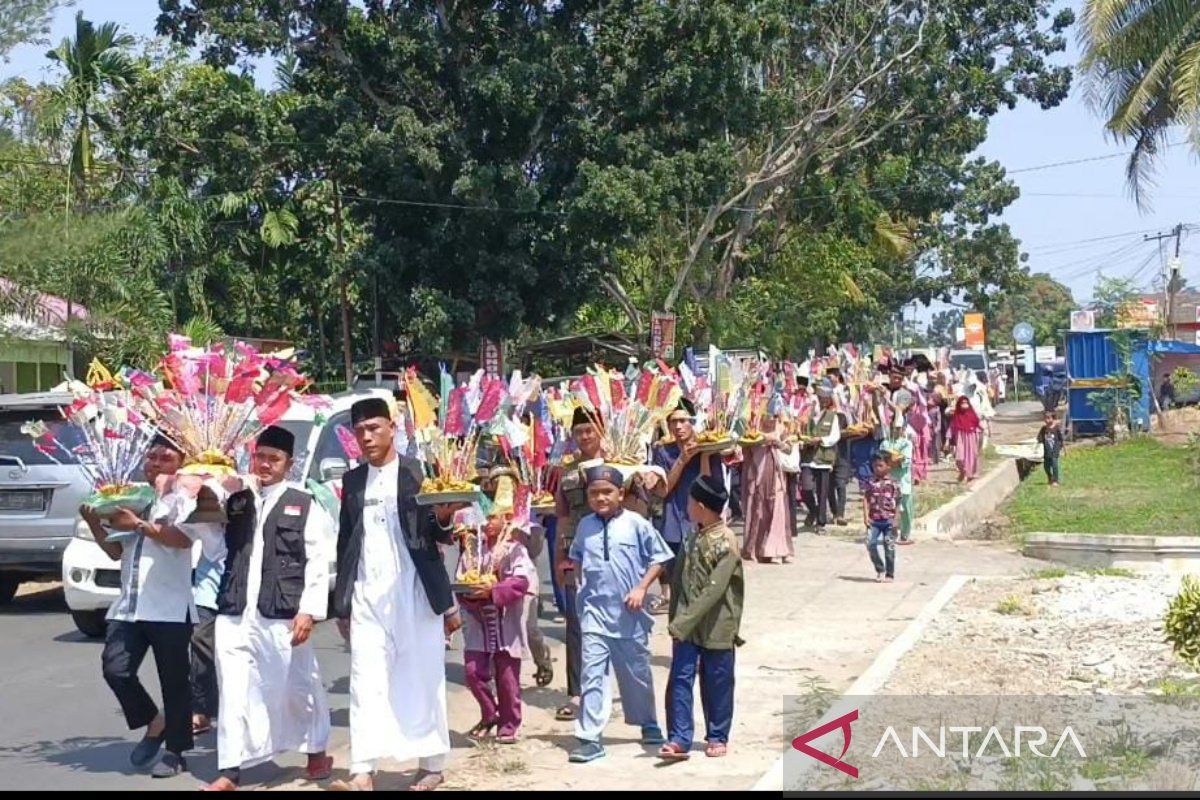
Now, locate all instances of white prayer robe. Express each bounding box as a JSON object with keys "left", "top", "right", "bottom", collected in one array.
[
  {"left": 215, "top": 481, "right": 333, "bottom": 771},
  {"left": 349, "top": 457, "right": 450, "bottom": 769}
]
